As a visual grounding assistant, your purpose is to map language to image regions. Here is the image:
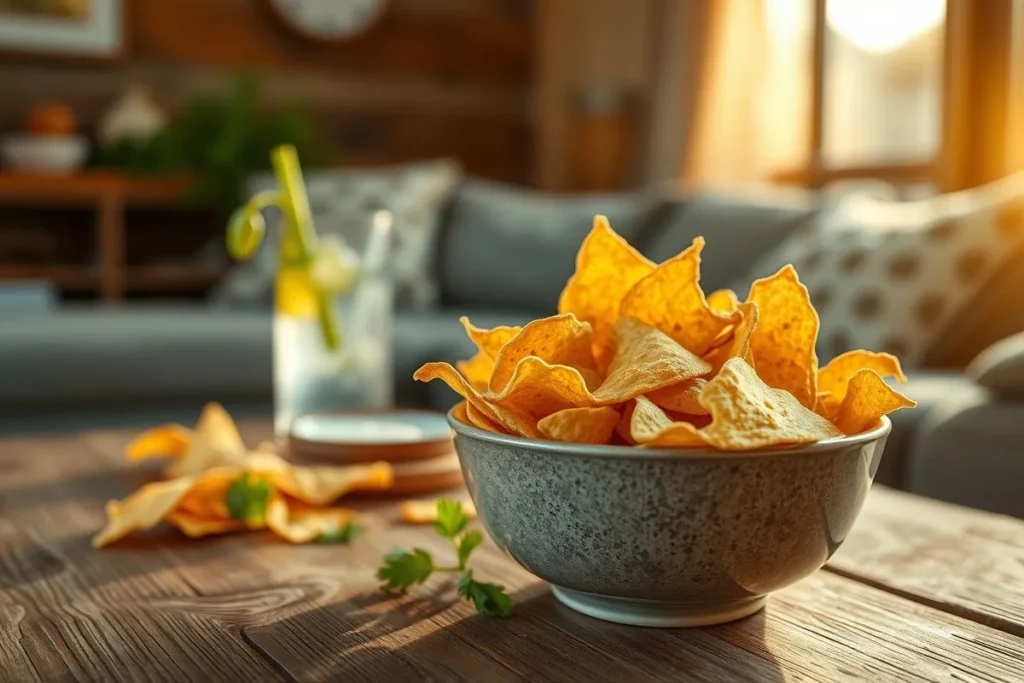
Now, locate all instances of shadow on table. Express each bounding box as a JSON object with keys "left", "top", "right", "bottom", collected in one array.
[{"left": 241, "top": 584, "right": 787, "bottom": 683}]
